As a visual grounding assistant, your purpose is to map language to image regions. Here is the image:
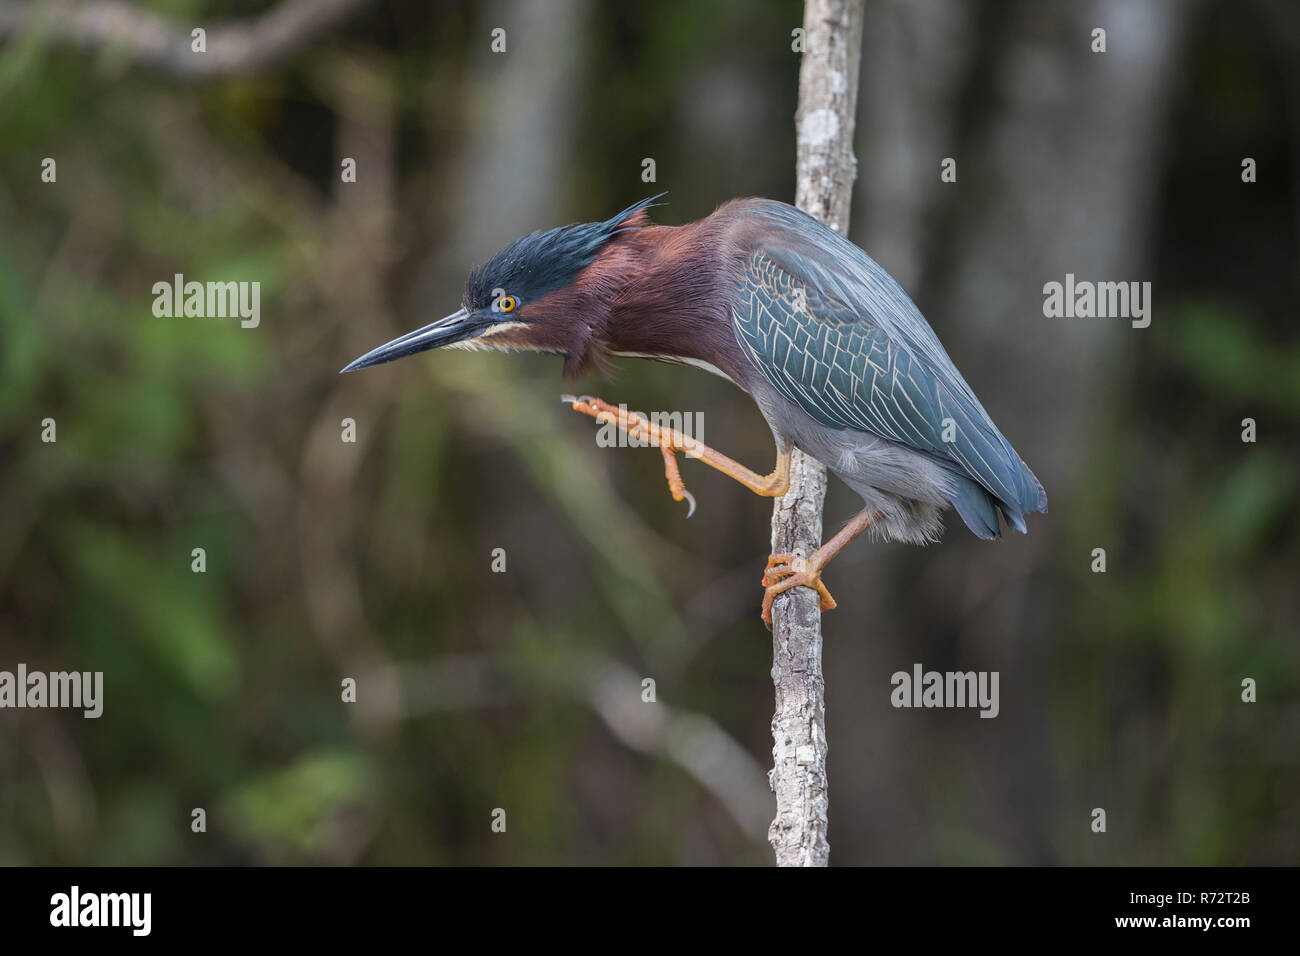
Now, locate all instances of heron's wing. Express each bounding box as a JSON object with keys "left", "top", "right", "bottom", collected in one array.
[{"left": 730, "top": 232, "right": 1046, "bottom": 524}]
